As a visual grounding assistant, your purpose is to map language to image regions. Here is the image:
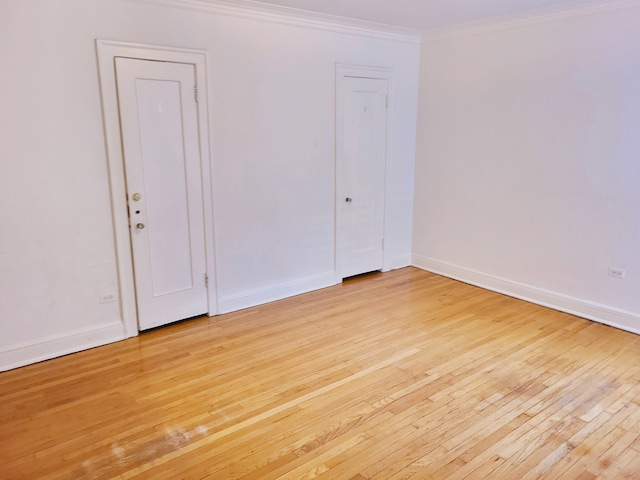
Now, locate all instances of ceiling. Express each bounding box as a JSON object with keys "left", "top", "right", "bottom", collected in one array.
[{"left": 249, "top": 0, "right": 616, "bottom": 30}]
